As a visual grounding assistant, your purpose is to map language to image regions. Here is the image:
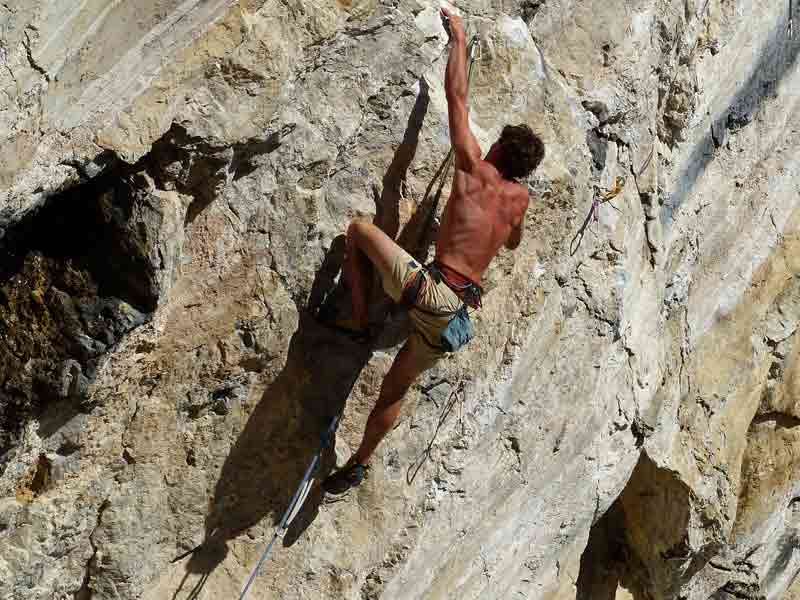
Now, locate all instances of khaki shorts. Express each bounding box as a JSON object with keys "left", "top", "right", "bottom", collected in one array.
[{"left": 378, "top": 247, "right": 463, "bottom": 368}]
